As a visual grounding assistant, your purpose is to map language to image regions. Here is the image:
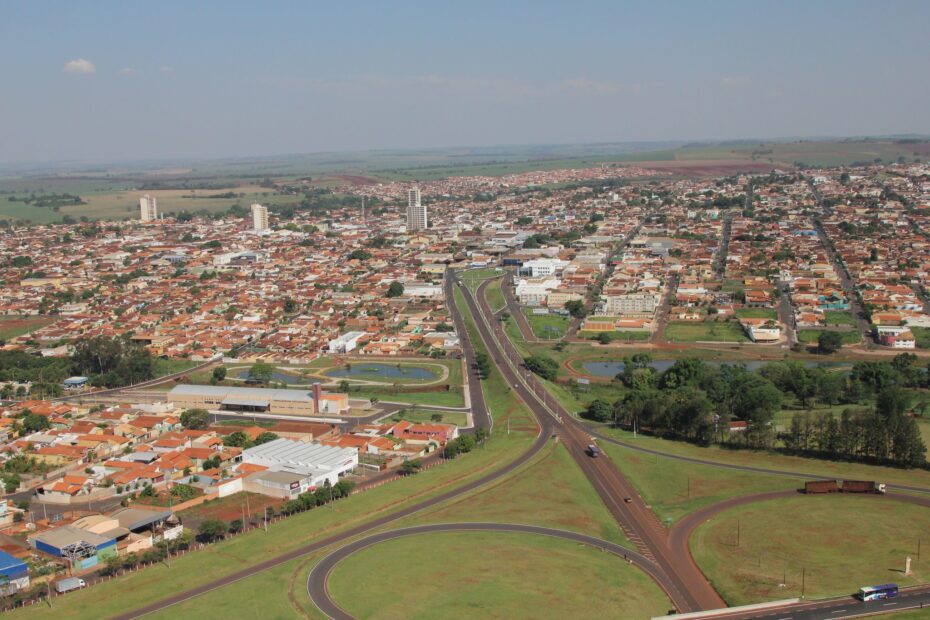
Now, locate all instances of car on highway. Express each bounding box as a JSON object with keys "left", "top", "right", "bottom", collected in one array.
[{"left": 586, "top": 444, "right": 600, "bottom": 457}]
